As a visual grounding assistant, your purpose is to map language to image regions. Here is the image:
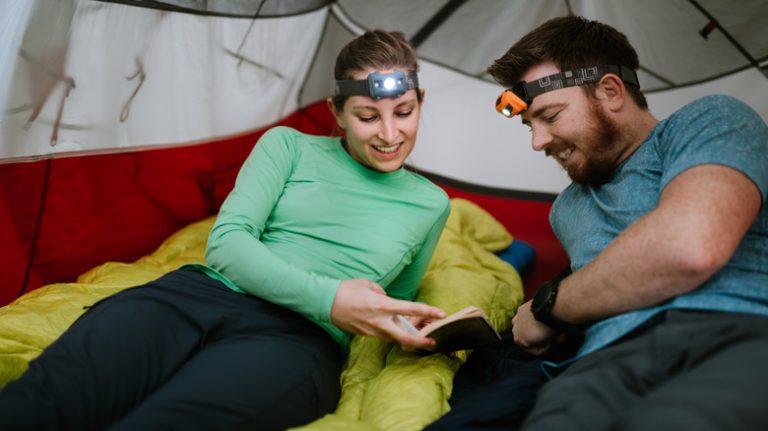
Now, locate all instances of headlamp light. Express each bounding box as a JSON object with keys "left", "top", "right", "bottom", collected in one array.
[
  {"left": 495, "top": 65, "right": 640, "bottom": 118},
  {"left": 335, "top": 69, "right": 419, "bottom": 100},
  {"left": 495, "top": 82, "right": 531, "bottom": 118}
]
